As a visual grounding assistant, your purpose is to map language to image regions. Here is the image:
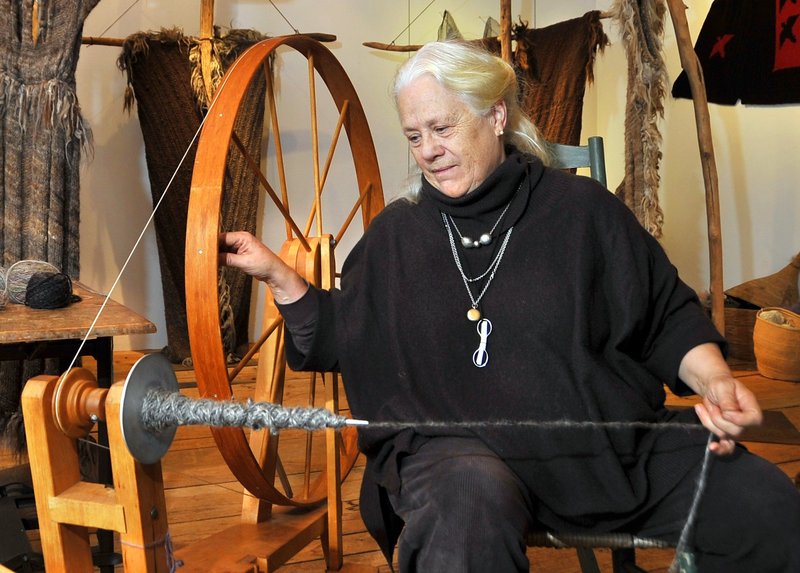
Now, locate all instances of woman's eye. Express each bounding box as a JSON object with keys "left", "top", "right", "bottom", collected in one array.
[
  {"left": 434, "top": 126, "right": 450, "bottom": 135},
  {"left": 408, "top": 134, "right": 421, "bottom": 145}
]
